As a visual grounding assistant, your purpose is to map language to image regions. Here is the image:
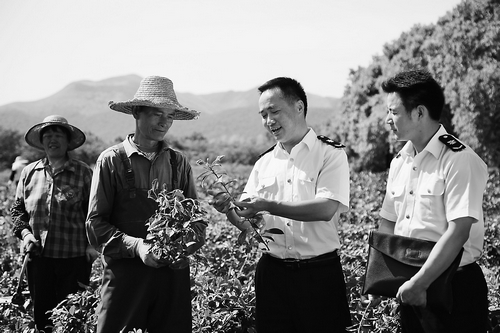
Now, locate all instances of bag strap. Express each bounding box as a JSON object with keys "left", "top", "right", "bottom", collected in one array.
[
  {"left": 117, "top": 143, "right": 136, "bottom": 199},
  {"left": 118, "top": 143, "right": 179, "bottom": 196},
  {"left": 168, "top": 148, "right": 178, "bottom": 189}
]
